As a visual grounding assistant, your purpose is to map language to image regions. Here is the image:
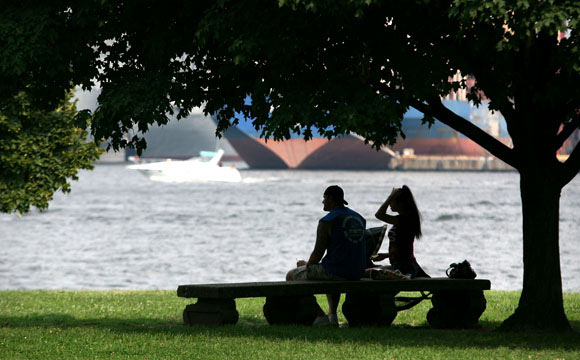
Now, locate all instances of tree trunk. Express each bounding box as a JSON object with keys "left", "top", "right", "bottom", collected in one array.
[{"left": 500, "top": 170, "right": 570, "bottom": 331}]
